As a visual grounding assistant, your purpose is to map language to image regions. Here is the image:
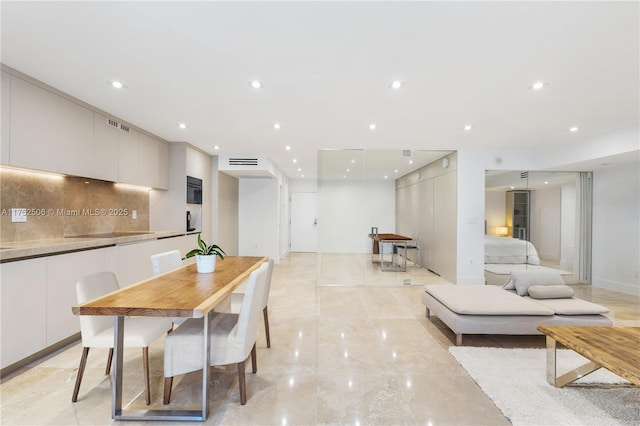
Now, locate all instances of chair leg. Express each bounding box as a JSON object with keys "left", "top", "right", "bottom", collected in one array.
[
  {"left": 105, "top": 348, "right": 114, "bottom": 375},
  {"left": 263, "top": 306, "right": 271, "bottom": 348},
  {"left": 251, "top": 343, "right": 257, "bottom": 373},
  {"left": 142, "top": 347, "right": 151, "bottom": 405},
  {"left": 237, "top": 361, "right": 247, "bottom": 405},
  {"left": 72, "top": 347, "right": 90, "bottom": 402},
  {"left": 163, "top": 377, "right": 173, "bottom": 405}
]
